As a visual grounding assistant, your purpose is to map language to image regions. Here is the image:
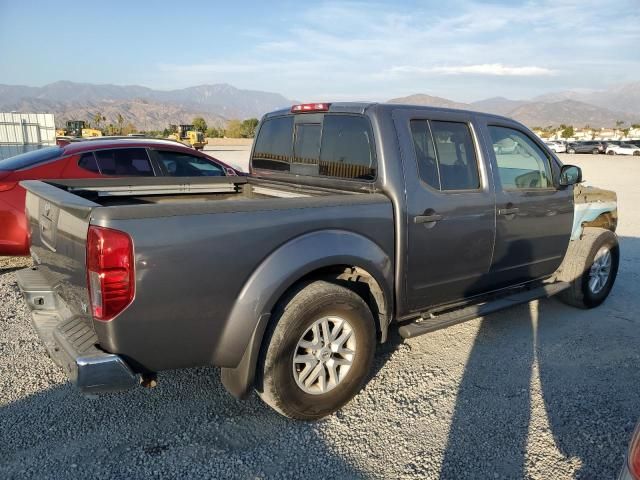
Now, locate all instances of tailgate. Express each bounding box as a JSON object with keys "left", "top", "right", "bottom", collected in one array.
[{"left": 21, "top": 180, "right": 99, "bottom": 317}]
